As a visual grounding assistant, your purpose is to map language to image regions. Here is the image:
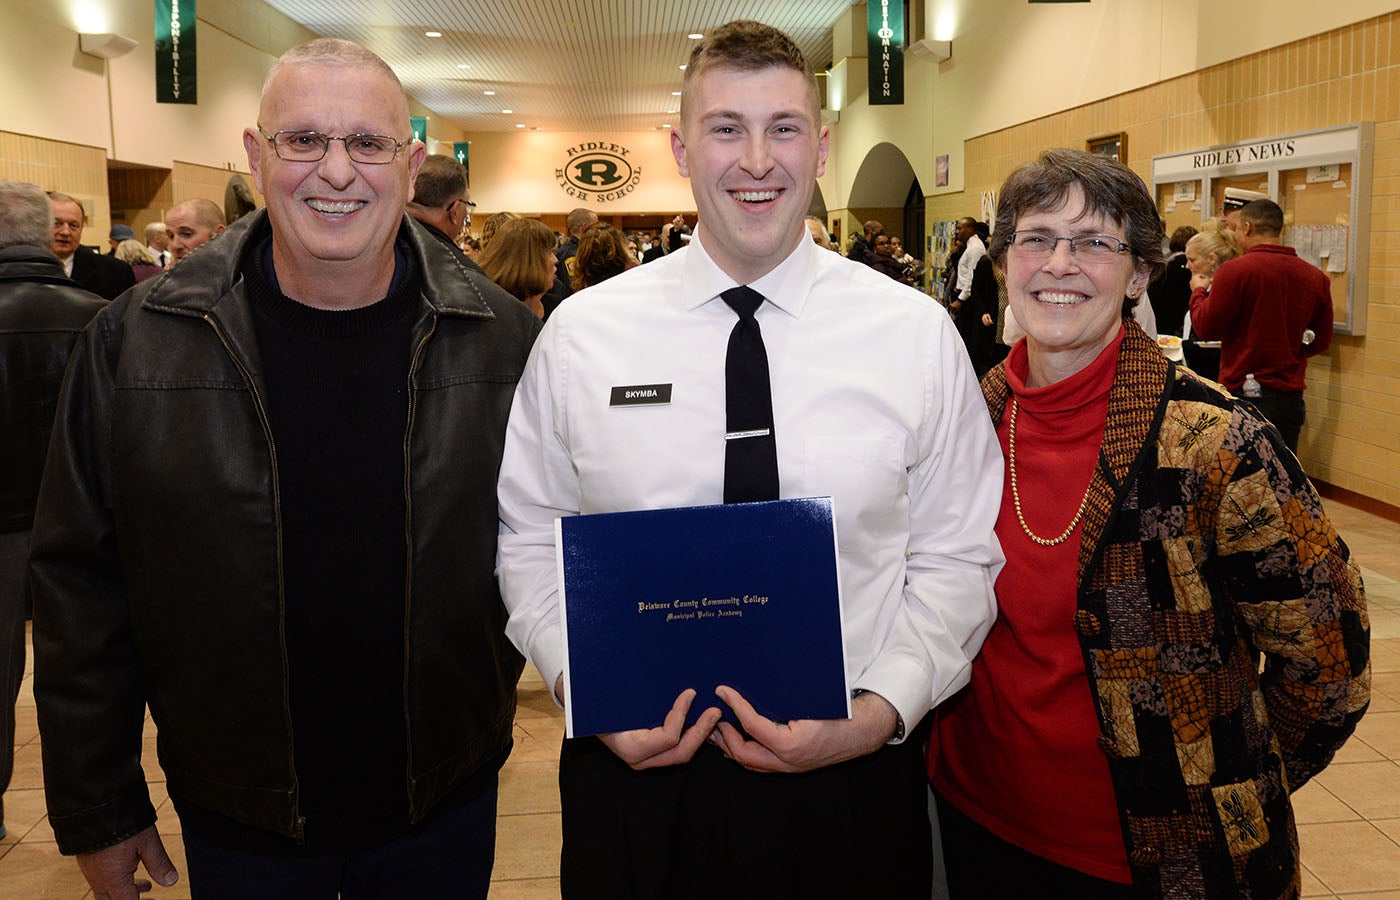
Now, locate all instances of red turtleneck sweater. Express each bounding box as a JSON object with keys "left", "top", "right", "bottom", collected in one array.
[{"left": 930, "top": 328, "right": 1132, "bottom": 884}]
